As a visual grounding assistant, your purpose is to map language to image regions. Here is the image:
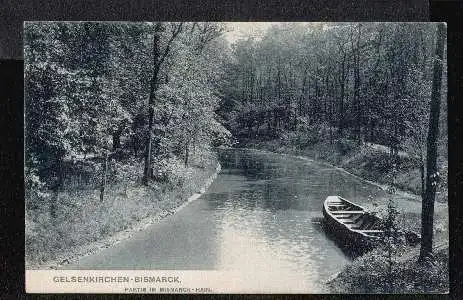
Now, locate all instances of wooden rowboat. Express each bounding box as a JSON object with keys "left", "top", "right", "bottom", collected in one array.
[
  {"left": 322, "top": 196, "right": 420, "bottom": 254},
  {"left": 323, "top": 196, "right": 383, "bottom": 252}
]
